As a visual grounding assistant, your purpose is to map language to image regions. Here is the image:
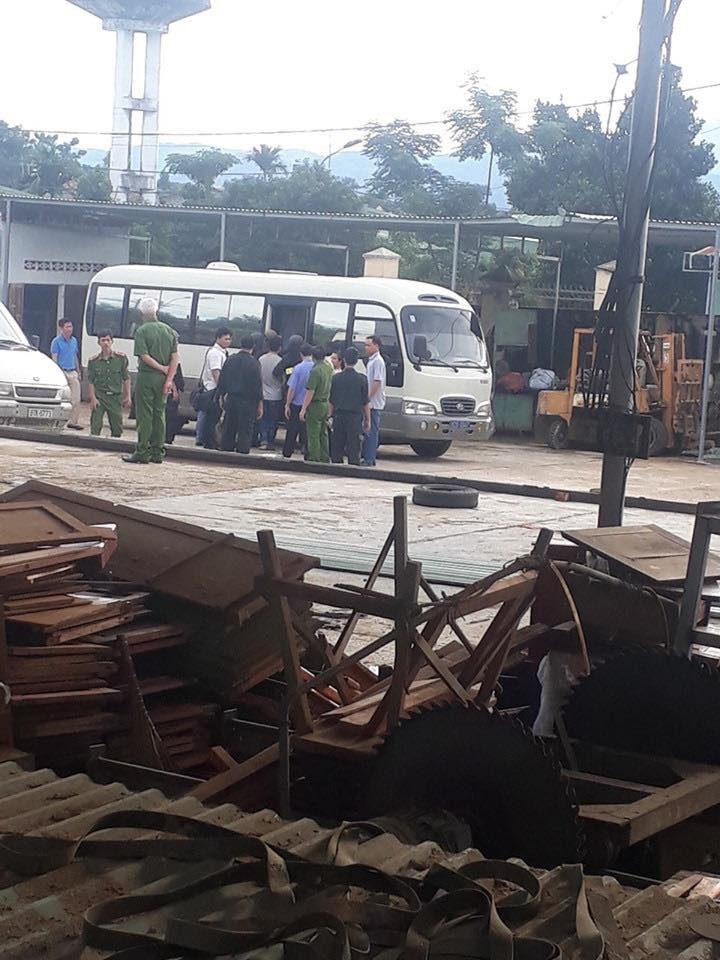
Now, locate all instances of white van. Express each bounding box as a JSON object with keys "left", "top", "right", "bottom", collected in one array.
[{"left": 0, "top": 301, "right": 72, "bottom": 430}]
